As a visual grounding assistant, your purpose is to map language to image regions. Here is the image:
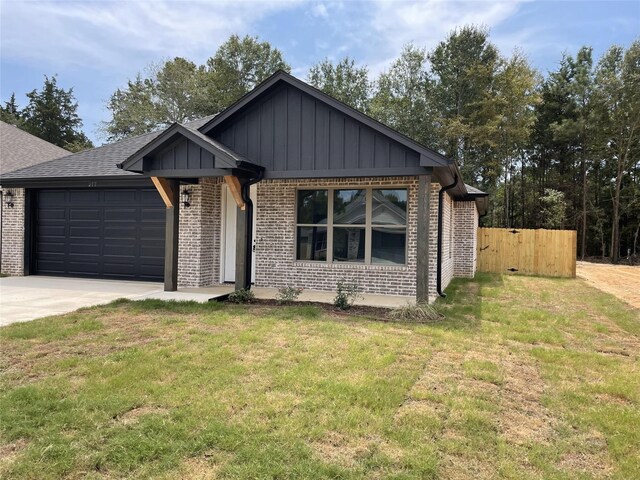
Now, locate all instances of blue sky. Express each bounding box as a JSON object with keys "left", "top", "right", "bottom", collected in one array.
[{"left": 1, "top": 0, "right": 638, "bottom": 145}]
